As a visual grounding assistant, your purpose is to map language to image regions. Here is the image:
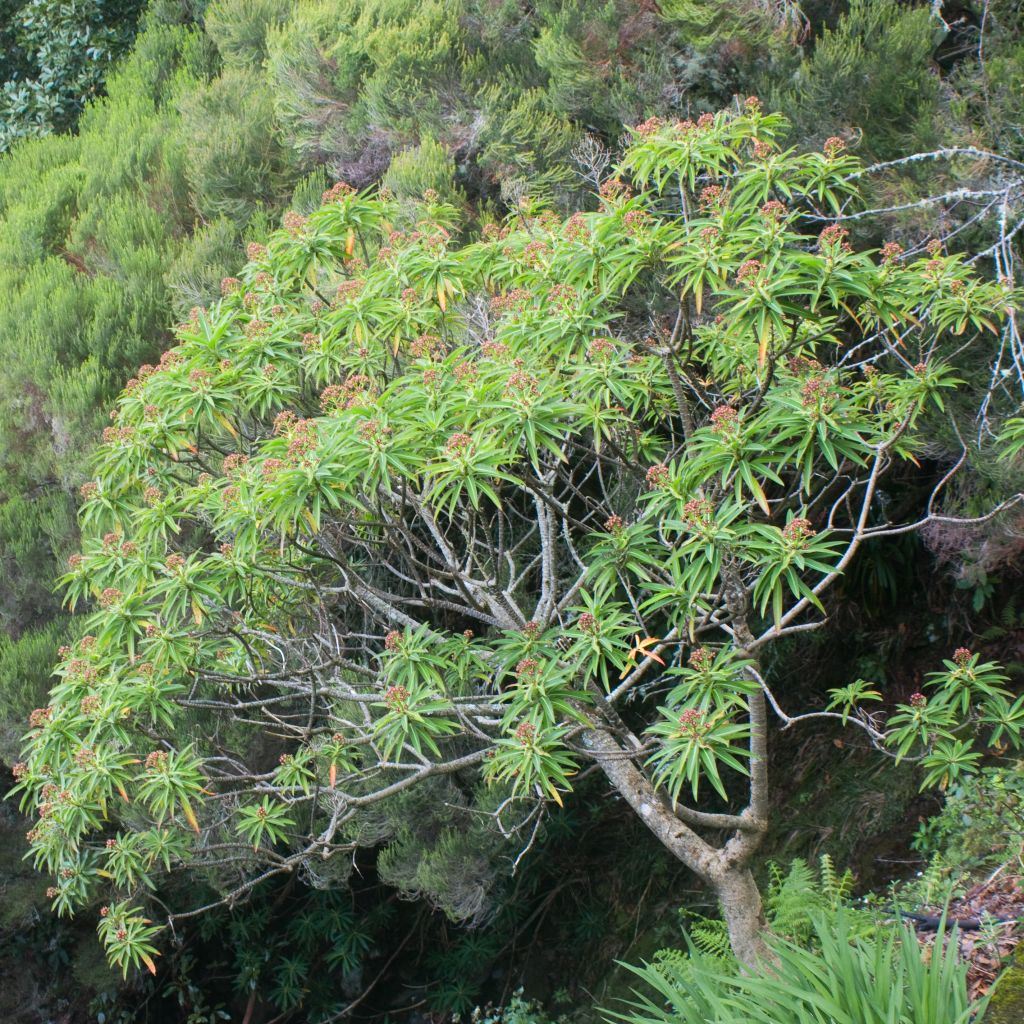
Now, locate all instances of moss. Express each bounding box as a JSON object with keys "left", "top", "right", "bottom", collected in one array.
[
  {"left": 70, "top": 933, "right": 122, "bottom": 993},
  {"left": 985, "top": 944, "right": 1024, "bottom": 1024}
]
